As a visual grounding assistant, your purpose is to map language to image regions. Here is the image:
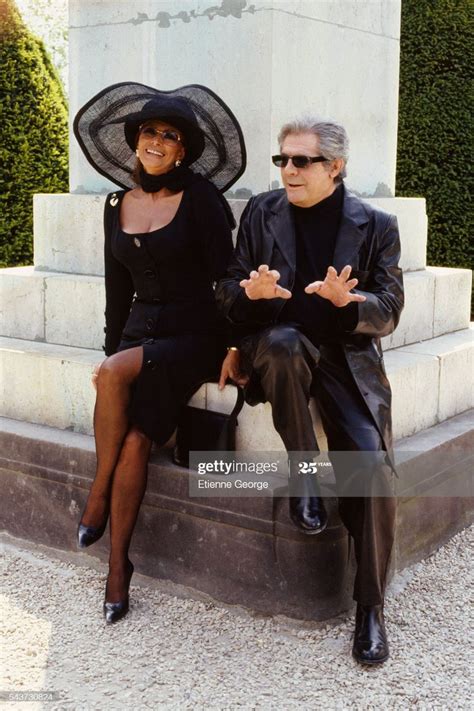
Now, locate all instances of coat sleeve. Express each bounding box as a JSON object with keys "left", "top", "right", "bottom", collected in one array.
[
  {"left": 215, "top": 198, "right": 281, "bottom": 328},
  {"left": 103, "top": 195, "right": 135, "bottom": 356},
  {"left": 340, "top": 214, "right": 404, "bottom": 338}
]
